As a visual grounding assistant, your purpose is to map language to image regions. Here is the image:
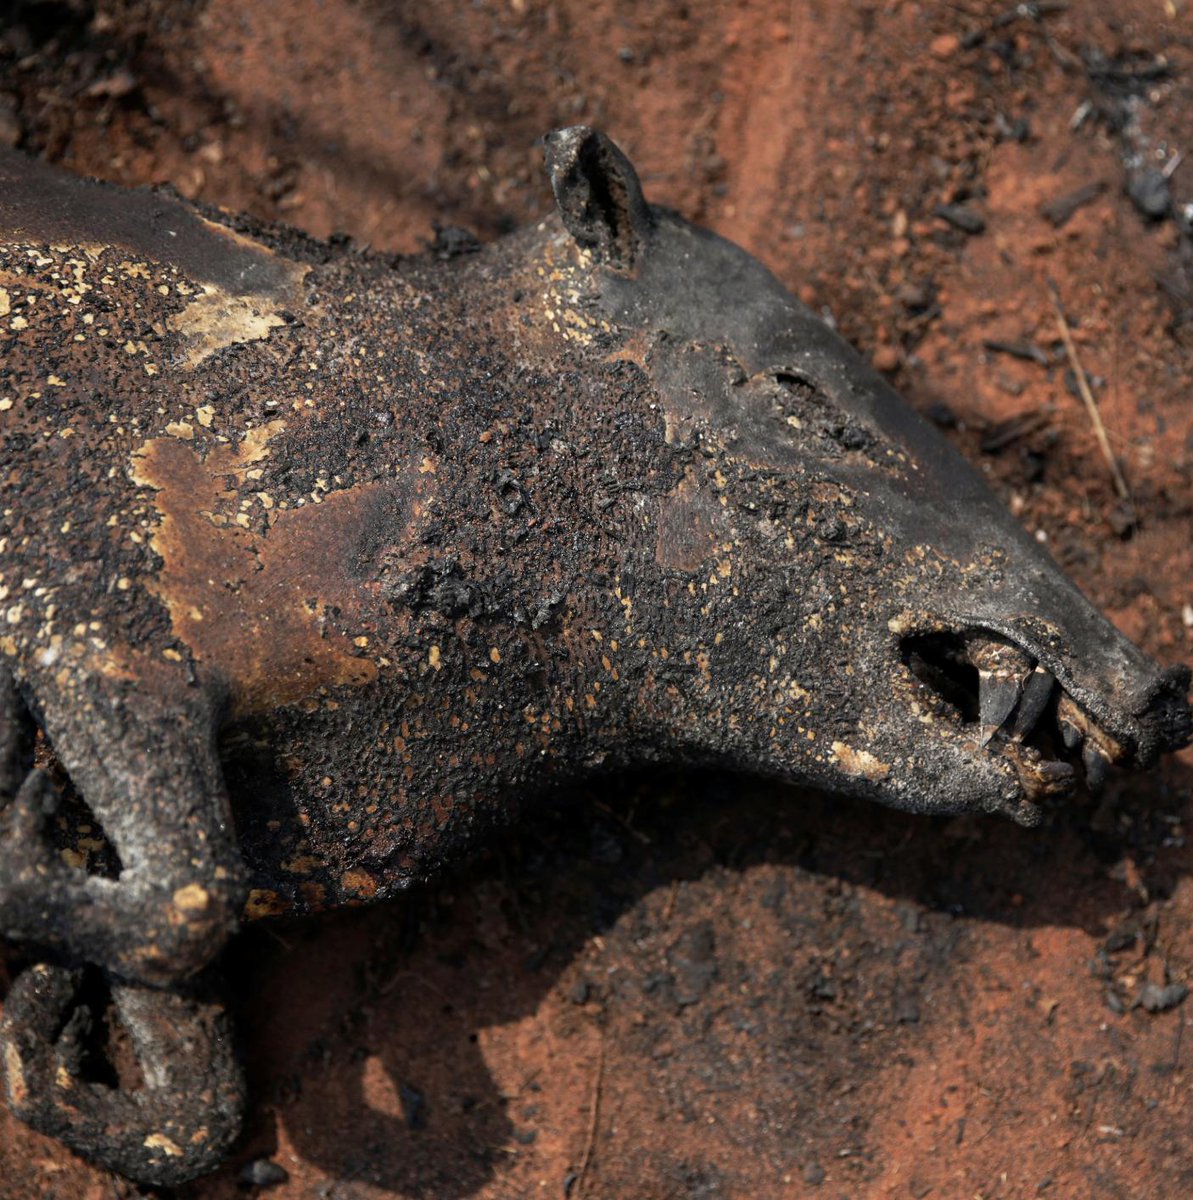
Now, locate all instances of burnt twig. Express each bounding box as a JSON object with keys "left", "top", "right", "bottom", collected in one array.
[{"left": 983, "top": 337, "right": 1050, "bottom": 365}]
